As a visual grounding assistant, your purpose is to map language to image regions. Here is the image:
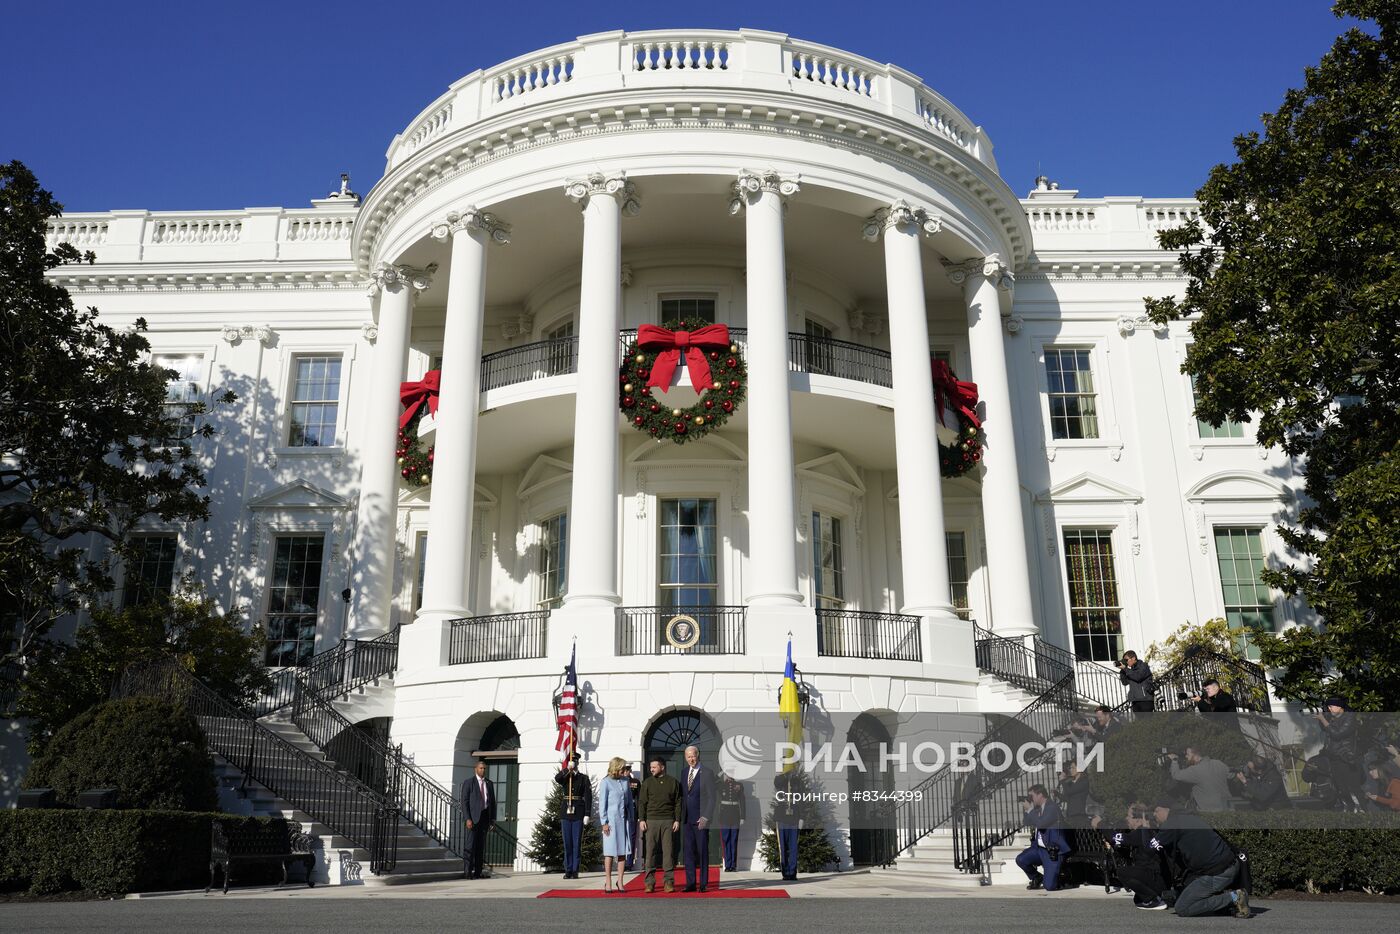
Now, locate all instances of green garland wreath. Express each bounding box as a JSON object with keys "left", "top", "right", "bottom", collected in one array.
[
  {"left": 397, "top": 412, "right": 433, "bottom": 487},
  {"left": 620, "top": 317, "right": 747, "bottom": 444},
  {"left": 939, "top": 414, "right": 983, "bottom": 479}
]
